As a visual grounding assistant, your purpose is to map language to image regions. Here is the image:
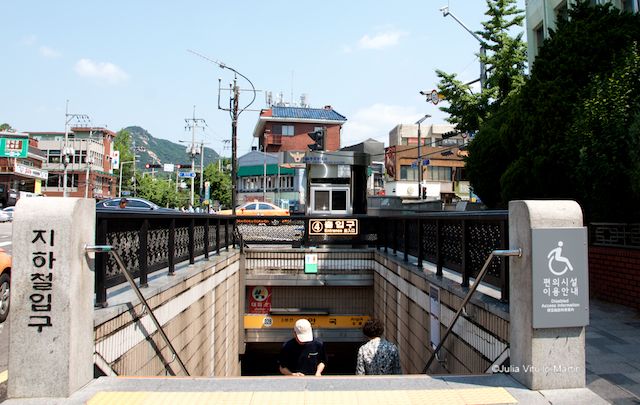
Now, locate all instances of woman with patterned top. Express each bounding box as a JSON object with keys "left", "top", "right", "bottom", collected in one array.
[{"left": 356, "top": 319, "right": 402, "bottom": 375}]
